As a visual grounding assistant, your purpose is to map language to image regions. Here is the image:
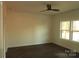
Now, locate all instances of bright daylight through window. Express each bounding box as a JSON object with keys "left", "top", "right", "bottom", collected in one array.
[{"left": 60, "top": 21, "right": 79, "bottom": 42}]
